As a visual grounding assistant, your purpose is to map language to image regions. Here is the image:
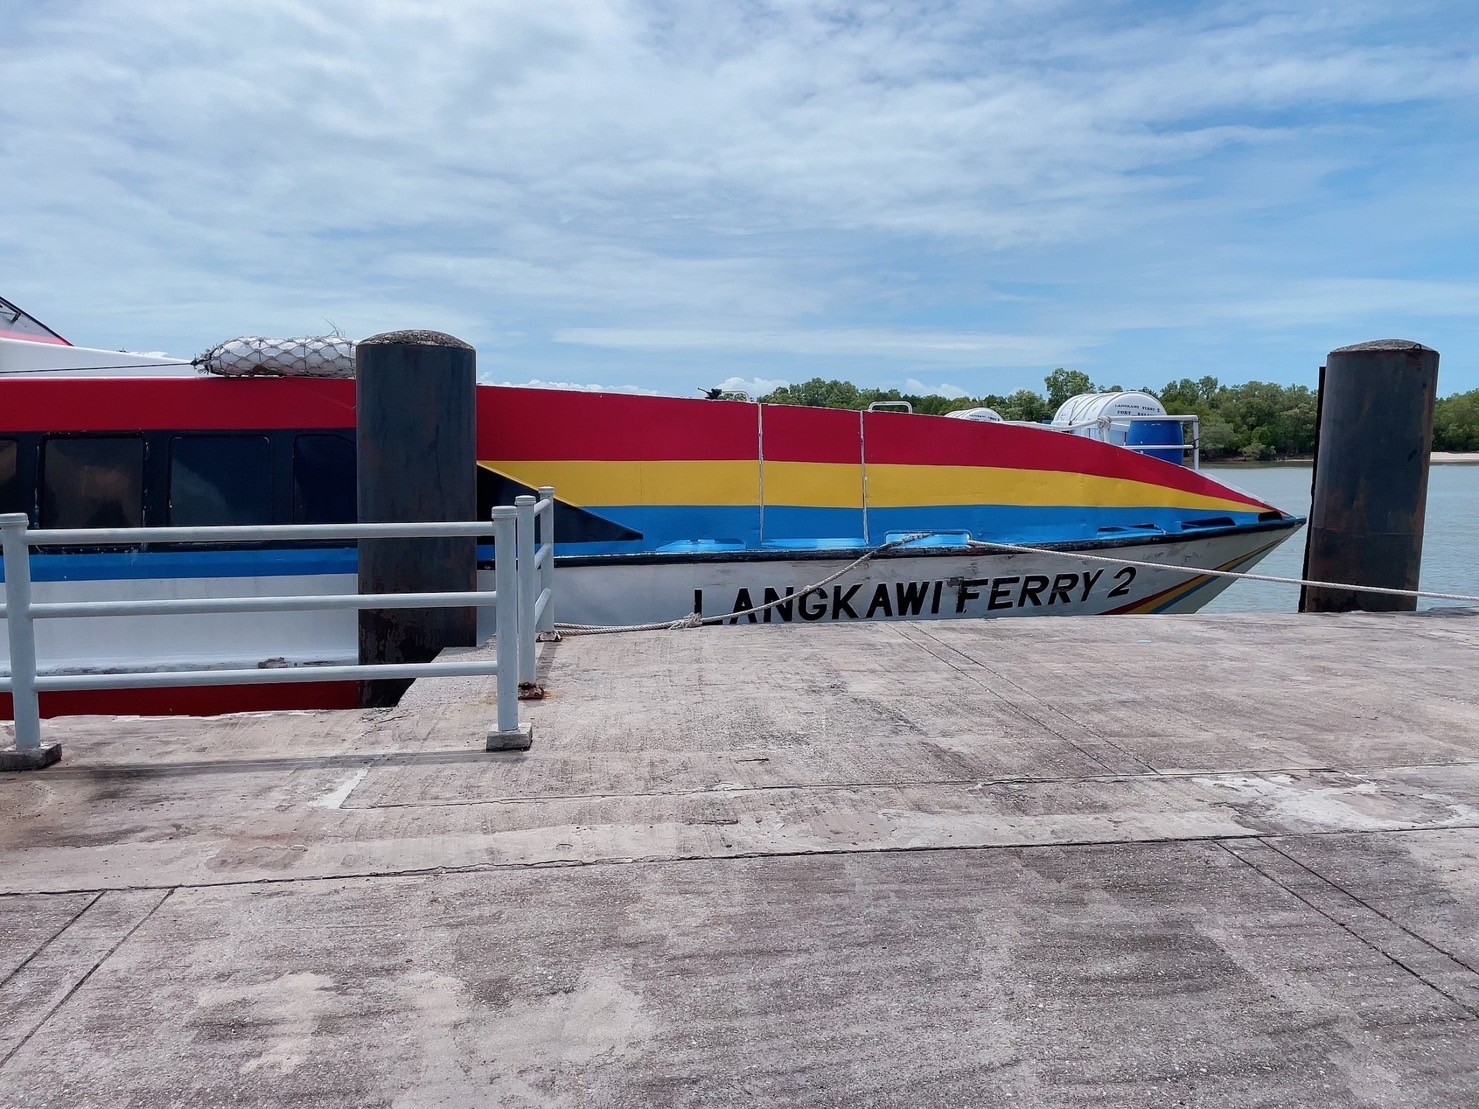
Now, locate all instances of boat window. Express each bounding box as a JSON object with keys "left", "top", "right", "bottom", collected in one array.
[
  {"left": 0, "top": 296, "right": 68, "bottom": 342},
  {"left": 40, "top": 436, "right": 145, "bottom": 528},
  {"left": 293, "top": 433, "right": 355, "bottom": 524},
  {"left": 0, "top": 439, "right": 20, "bottom": 517},
  {"left": 169, "top": 436, "right": 273, "bottom": 526}
]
